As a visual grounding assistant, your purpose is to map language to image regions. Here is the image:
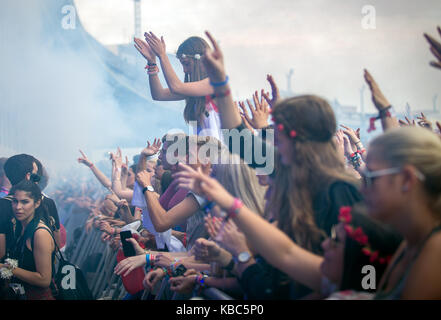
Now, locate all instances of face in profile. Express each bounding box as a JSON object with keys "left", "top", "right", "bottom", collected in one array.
[
  {"left": 179, "top": 56, "right": 194, "bottom": 75},
  {"left": 320, "top": 223, "right": 345, "bottom": 286},
  {"left": 12, "top": 190, "right": 40, "bottom": 222},
  {"left": 361, "top": 150, "right": 403, "bottom": 223}
]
